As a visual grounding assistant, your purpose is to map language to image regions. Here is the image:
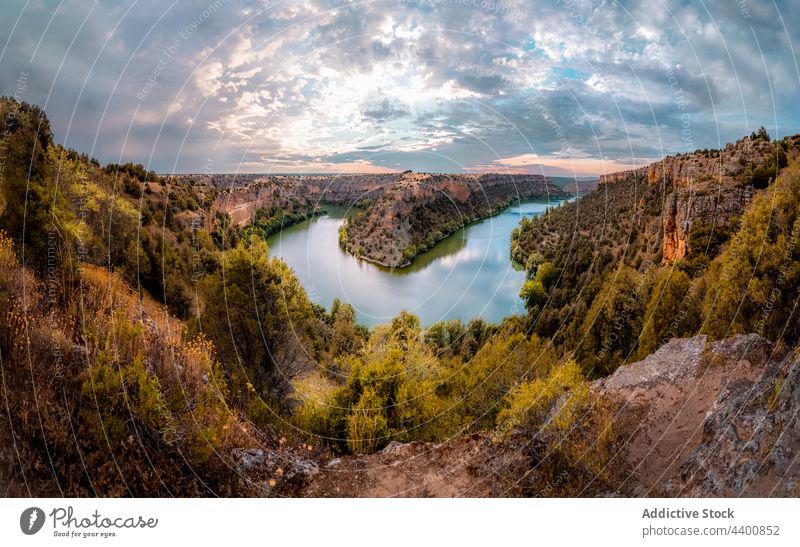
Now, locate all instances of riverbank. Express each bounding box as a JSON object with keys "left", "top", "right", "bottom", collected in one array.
[{"left": 245, "top": 205, "right": 327, "bottom": 239}]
